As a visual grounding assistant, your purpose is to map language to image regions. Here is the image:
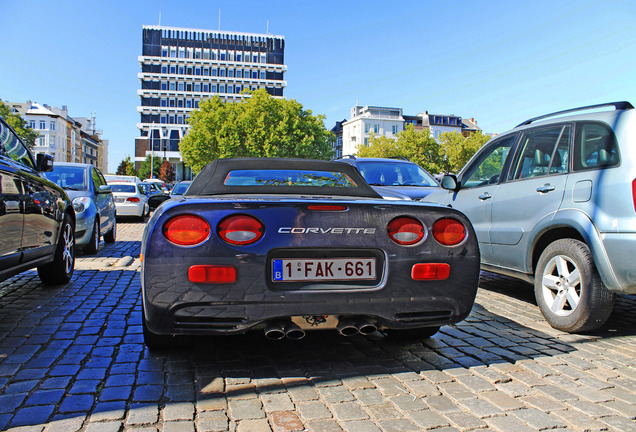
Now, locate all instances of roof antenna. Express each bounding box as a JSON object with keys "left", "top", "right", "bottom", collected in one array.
[
  {"left": 158, "top": 11, "right": 161, "bottom": 25},
  {"left": 218, "top": 9, "right": 221, "bottom": 30},
  {"left": 267, "top": 20, "right": 269, "bottom": 34}
]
